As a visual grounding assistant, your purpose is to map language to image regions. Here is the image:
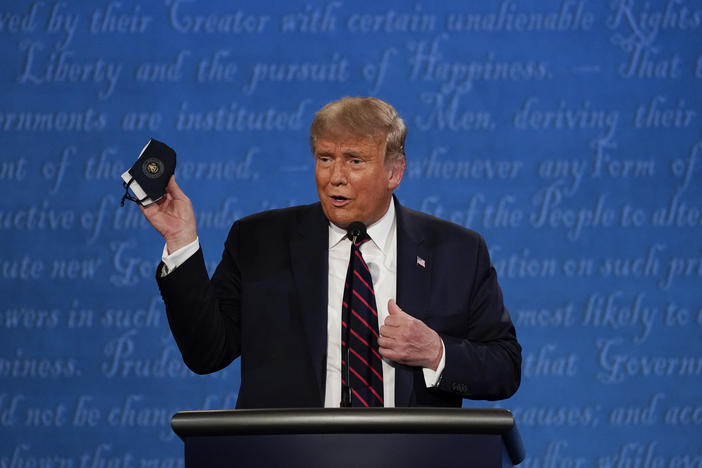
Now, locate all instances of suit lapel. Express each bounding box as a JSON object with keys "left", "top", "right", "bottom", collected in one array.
[
  {"left": 289, "top": 204, "right": 329, "bottom": 405},
  {"left": 394, "top": 199, "right": 432, "bottom": 407}
]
